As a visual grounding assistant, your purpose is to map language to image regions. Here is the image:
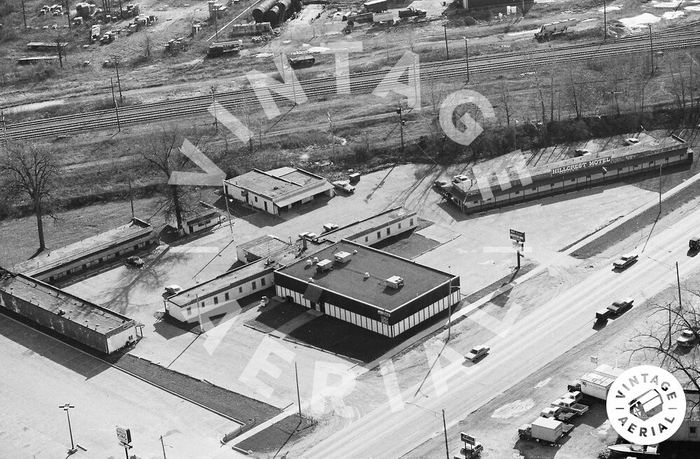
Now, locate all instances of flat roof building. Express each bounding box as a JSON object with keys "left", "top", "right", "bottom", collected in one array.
[
  {"left": 274, "top": 240, "right": 460, "bottom": 338},
  {"left": 446, "top": 135, "right": 692, "bottom": 214},
  {"left": 12, "top": 218, "right": 158, "bottom": 284},
  {"left": 0, "top": 269, "right": 140, "bottom": 354},
  {"left": 236, "top": 235, "right": 292, "bottom": 264},
  {"left": 224, "top": 167, "right": 334, "bottom": 216},
  {"left": 320, "top": 207, "right": 418, "bottom": 247}
]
